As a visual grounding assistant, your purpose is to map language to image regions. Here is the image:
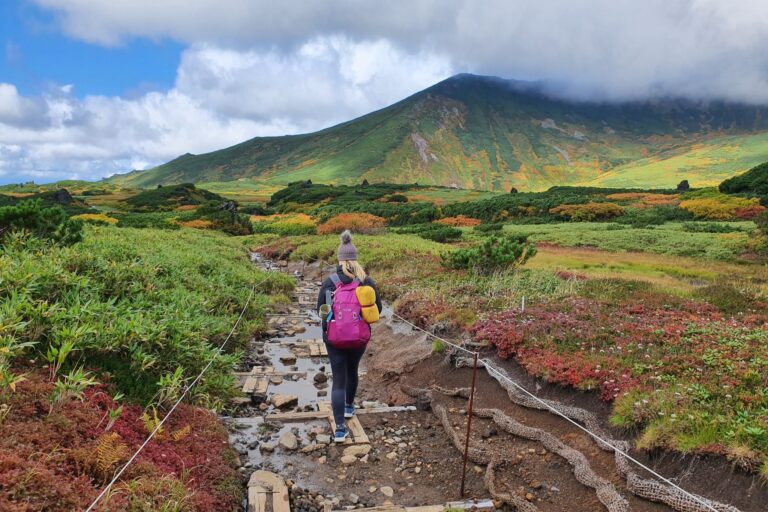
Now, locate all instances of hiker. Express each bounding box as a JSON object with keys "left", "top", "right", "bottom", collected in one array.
[{"left": 316, "top": 230, "right": 382, "bottom": 442}]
